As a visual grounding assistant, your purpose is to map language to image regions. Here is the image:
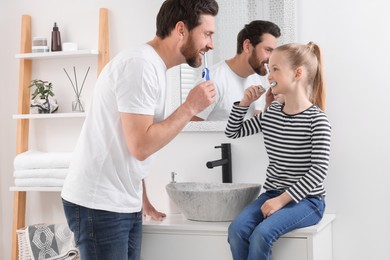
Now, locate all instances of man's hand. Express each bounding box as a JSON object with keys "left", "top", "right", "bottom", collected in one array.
[
  {"left": 143, "top": 202, "right": 166, "bottom": 221},
  {"left": 184, "top": 80, "right": 215, "bottom": 115},
  {"left": 142, "top": 180, "right": 166, "bottom": 221}
]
